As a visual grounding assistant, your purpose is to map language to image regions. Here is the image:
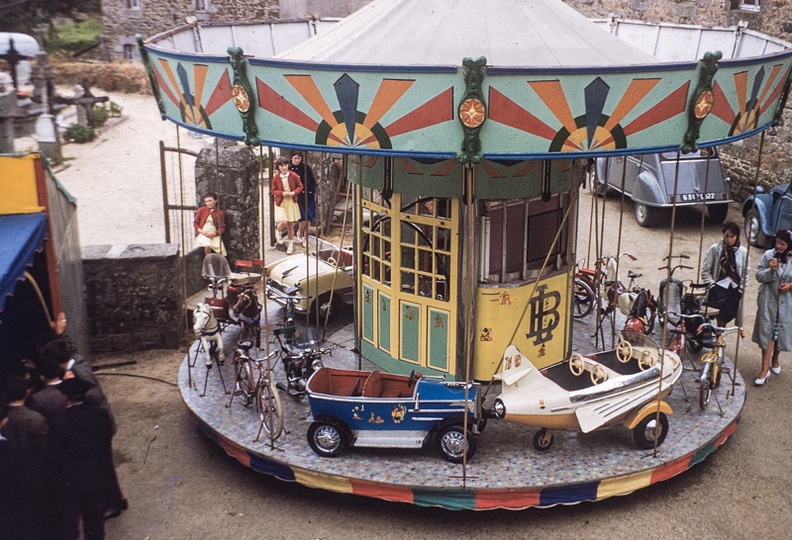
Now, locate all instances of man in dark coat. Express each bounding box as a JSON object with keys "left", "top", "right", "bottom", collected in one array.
[
  {"left": 26, "top": 358, "right": 66, "bottom": 420},
  {"left": 50, "top": 378, "right": 122, "bottom": 540},
  {"left": 0, "top": 403, "right": 26, "bottom": 540}
]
